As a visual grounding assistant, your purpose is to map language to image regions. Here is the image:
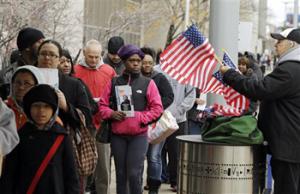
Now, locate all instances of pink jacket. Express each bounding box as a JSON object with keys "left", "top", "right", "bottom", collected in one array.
[{"left": 99, "top": 79, "right": 163, "bottom": 135}]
